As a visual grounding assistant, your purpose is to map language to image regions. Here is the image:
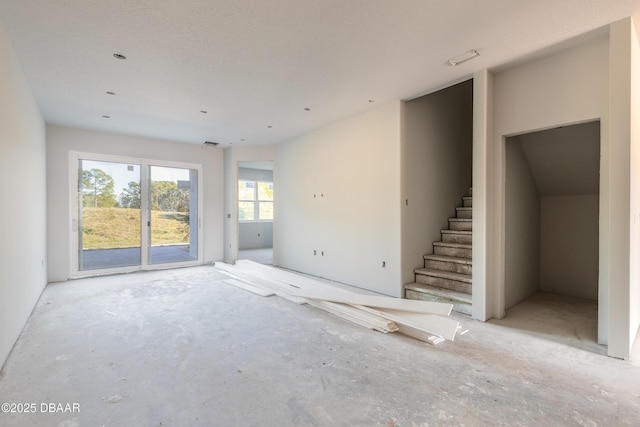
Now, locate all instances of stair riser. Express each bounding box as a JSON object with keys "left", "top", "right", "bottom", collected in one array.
[
  {"left": 425, "top": 259, "right": 472, "bottom": 275},
  {"left": 463, "top": 198, "right": 472, "bottom": 208},
  {"left": 449, "top": 220, "right": 472, "bottom": 231},
  {"left": 405, "top": 289, "right": 472, "bottom": 315},
  {"left": 456, "top": 209, "right": 472, "bottom": 219},
  {"left": 415, "top": 274, "right": 472, "bottom": 294},
  {"left": 434, "top": 246, "right": 472, "bottom": 258},
  {"left": 441, "top": 233, "right": 472, "bottom": 244}
]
